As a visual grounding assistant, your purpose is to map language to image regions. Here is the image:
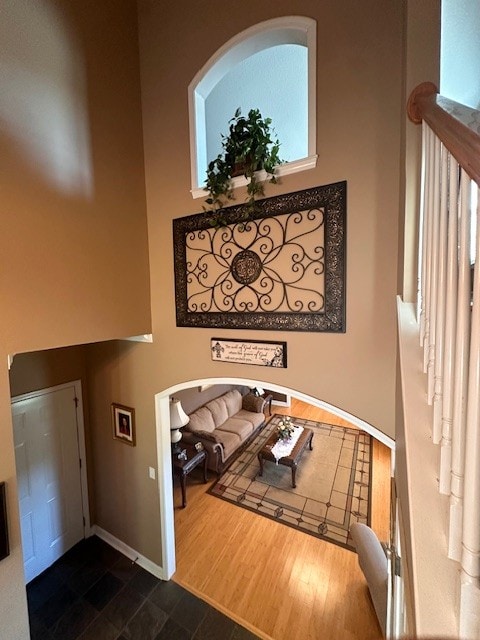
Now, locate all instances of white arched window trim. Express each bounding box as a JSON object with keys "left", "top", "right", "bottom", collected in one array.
[{"left": 188, "top": 16, "right": 317, "bottom": 199}]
